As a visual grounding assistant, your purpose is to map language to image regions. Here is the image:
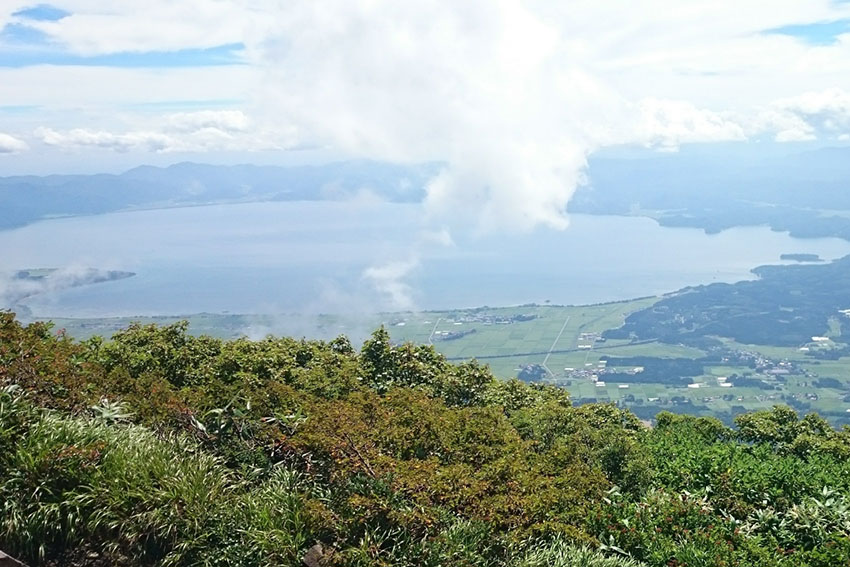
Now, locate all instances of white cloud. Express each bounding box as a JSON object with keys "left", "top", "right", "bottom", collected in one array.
[
  {"left": 0, "top": 133, "right": 28, "bottom": 154},
  {"left": 34, "top": 122, "right": 290, "bottom": 154},
  {"left": 772, "top": 88, "right": 850, "bottom": 139},
  {"left": 775, "top": 128, "right": 817, "bottom": 143},
  {"left": 633, "top": 99, "right": 747, "bottom": 150},
  {"left": 254, "top": 1, "right": 618, "bottom": 231},
  {"left": 777, "top": 88, "right": 850, "bottom": 117},
  {"left": 167, "top": 110, "right": 250, "bottom": 133},
  {"left": 9, "top": 1, "right": 257, "bottom": 55},
  {"left": 37, "top": 127, "right": 172, "bottom": 152}
]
